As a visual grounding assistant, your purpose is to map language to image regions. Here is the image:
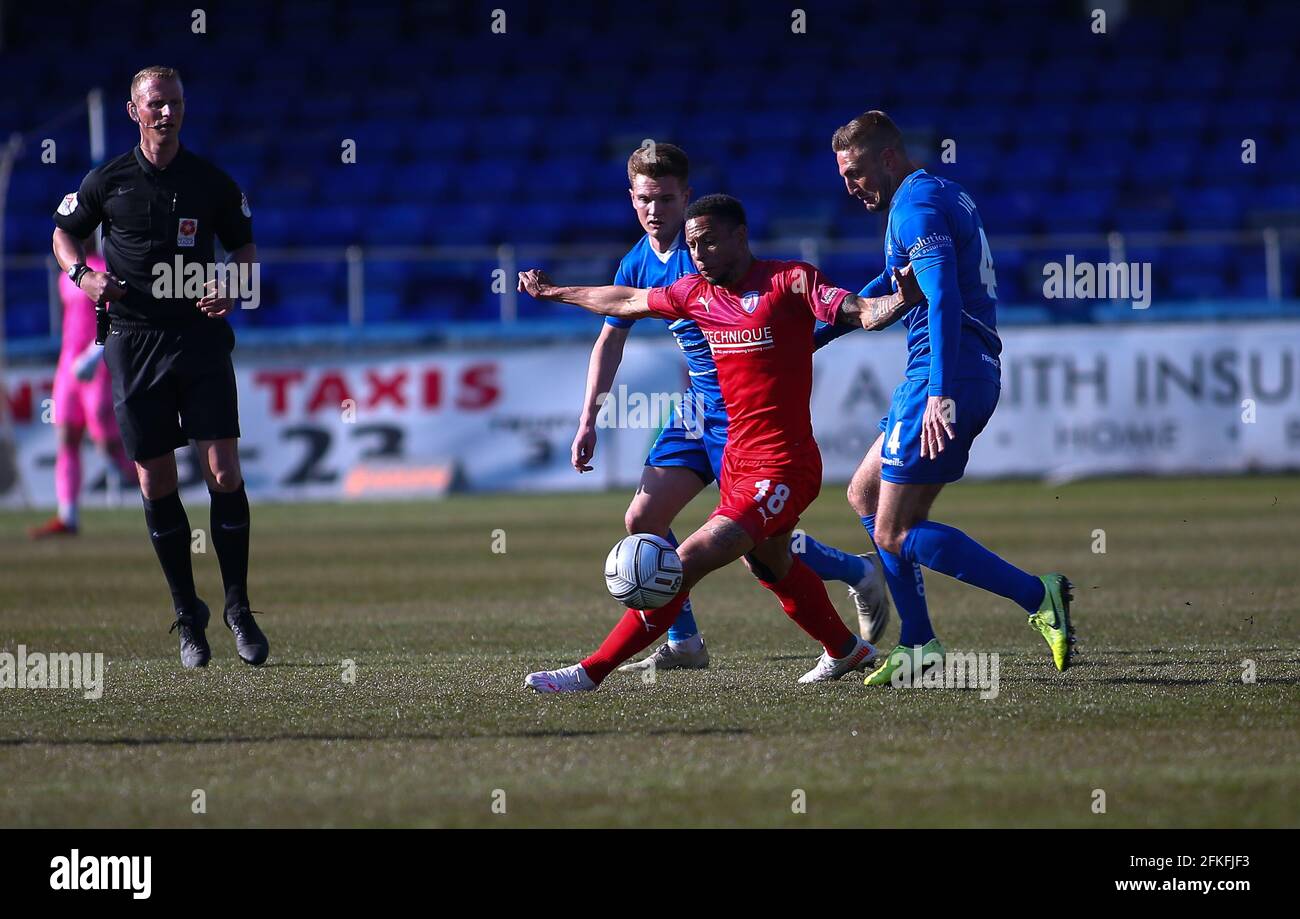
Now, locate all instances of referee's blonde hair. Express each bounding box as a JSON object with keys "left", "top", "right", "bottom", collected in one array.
[{"left": 130, "top": 66, "right": 182, "bottom": 99}]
